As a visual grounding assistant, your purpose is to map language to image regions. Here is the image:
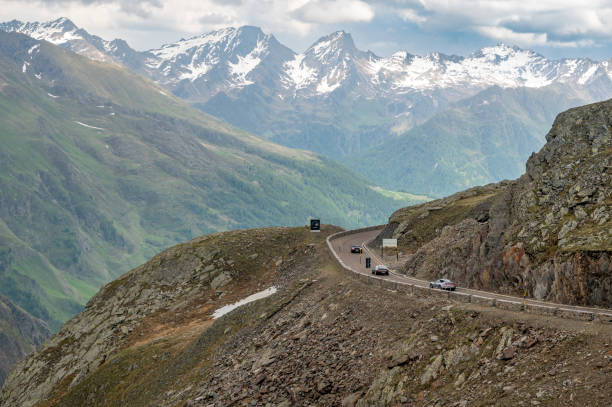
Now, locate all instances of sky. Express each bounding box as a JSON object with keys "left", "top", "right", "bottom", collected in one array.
[{"left": 1, "top": 0, "right": 611, "bottom": 60}]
